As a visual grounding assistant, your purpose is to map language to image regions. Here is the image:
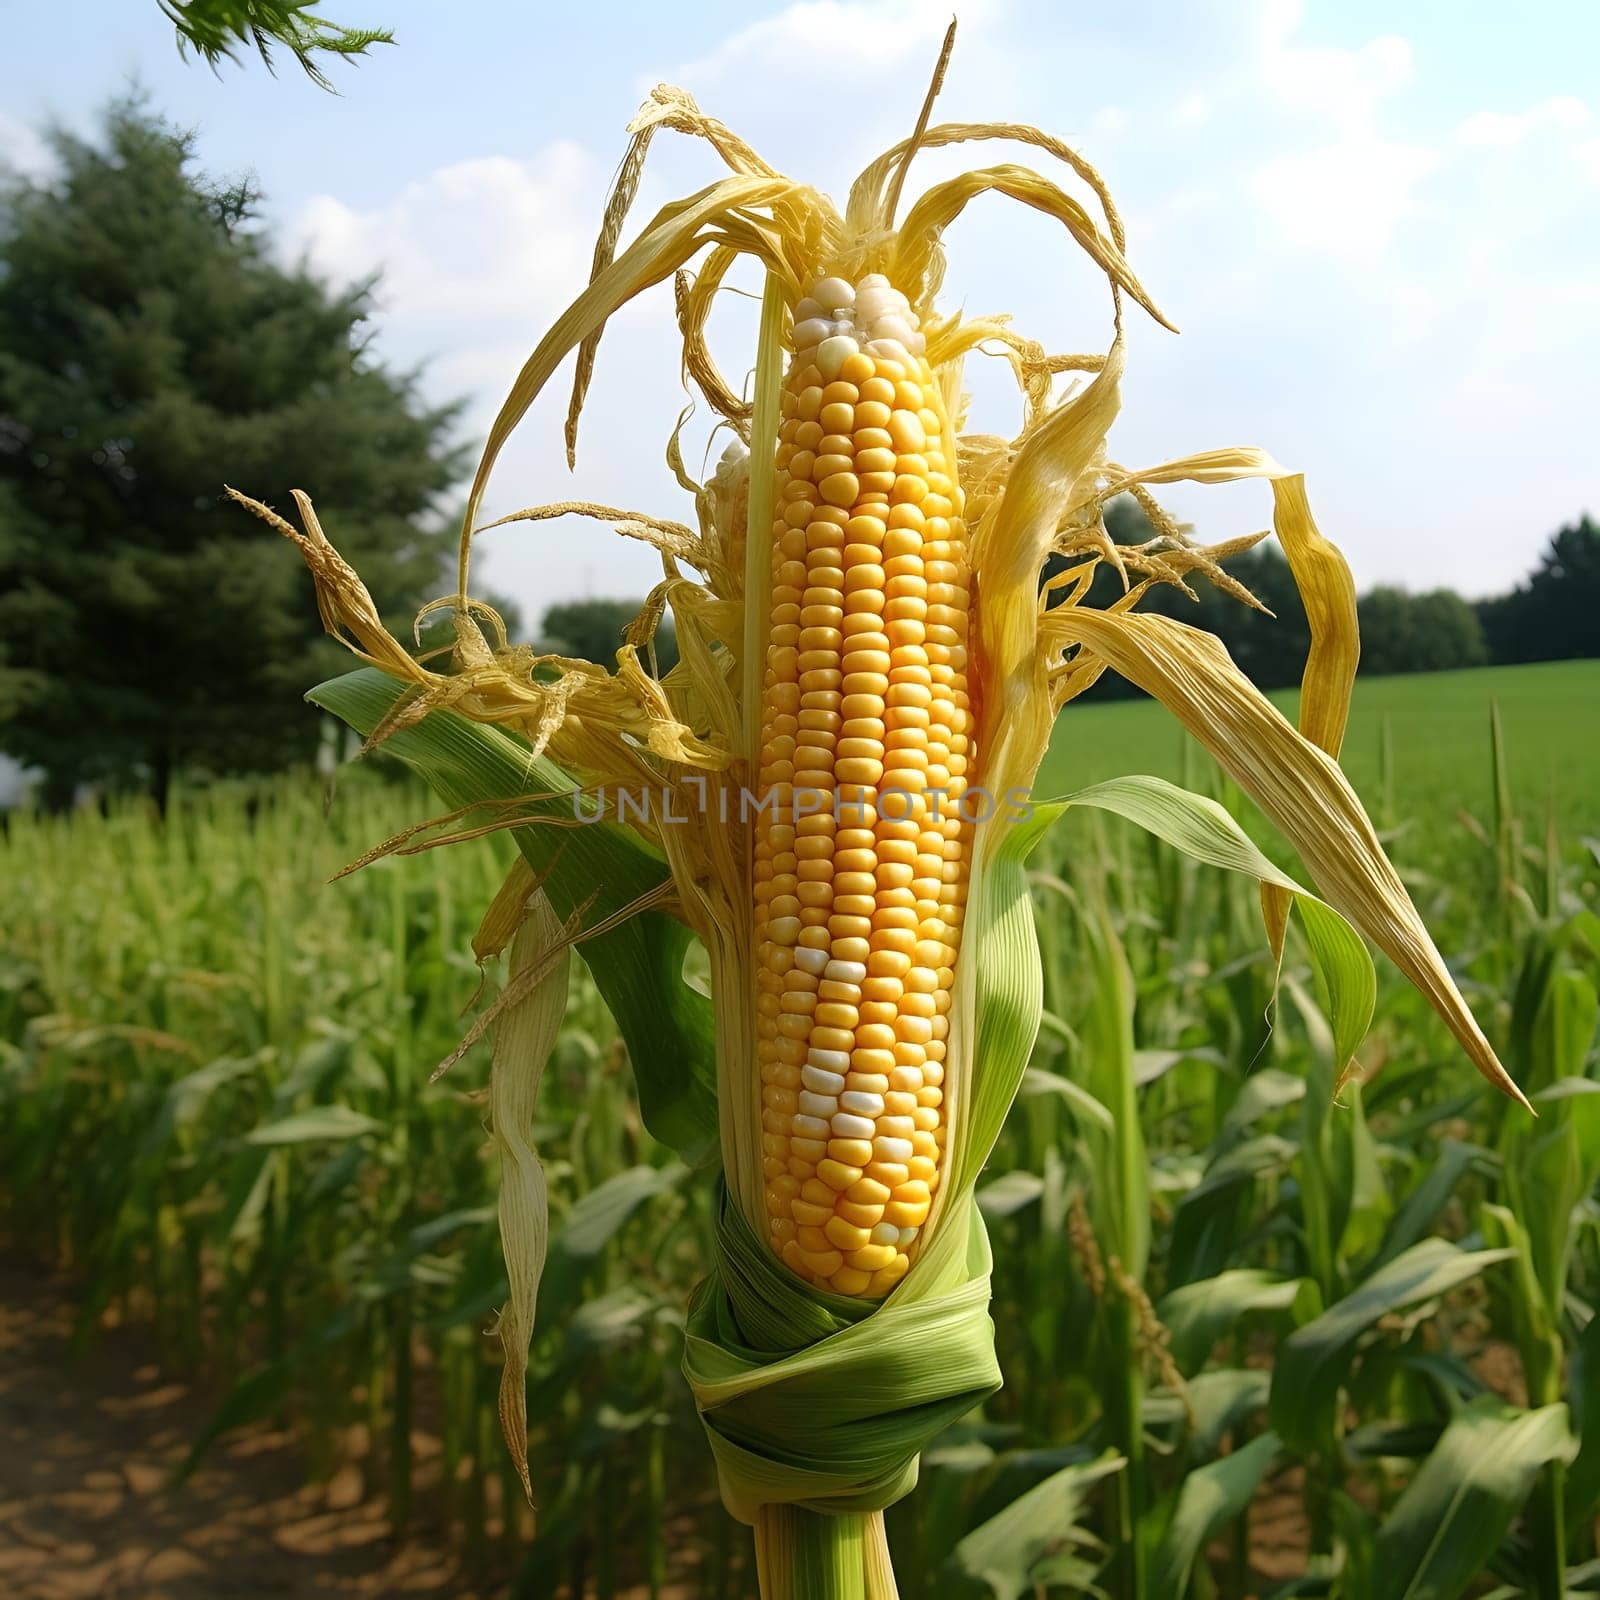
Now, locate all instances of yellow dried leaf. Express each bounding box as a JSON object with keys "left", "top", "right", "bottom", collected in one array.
[
  {"left": 1053, "top": 607, "right": 1528, "bottom": 1109},
  {"left": 474, "top": 857, "right": 539, "bottom": 964},
  {"left": 971, "top": 341, "right": 1125, "bottom": 822}
]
